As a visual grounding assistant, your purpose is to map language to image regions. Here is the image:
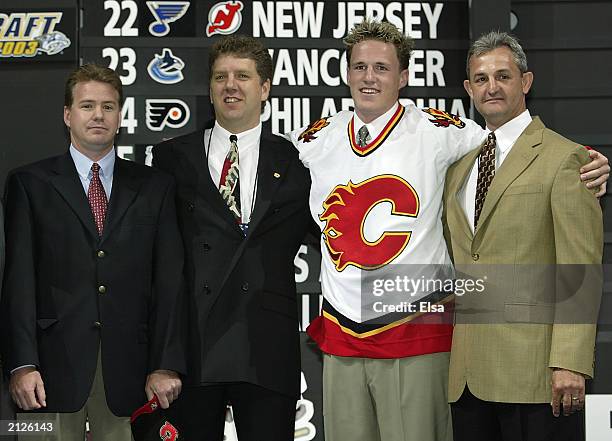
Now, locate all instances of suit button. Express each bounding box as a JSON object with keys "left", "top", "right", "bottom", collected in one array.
[
  {"left": 97, "top": 250, "right": 106, "bottom": 258},
  {"left": 203, "top": 243, "right": 211, "bottom": 251},
  {"left": 93, "top": 321, "right": 102, "bottom": 328},
  {"left": 241, "top": 282, "right": 249, "bottom": 292},
  {"left": 202, "top": 285, "right": 211, "bottom": 295},
  {"left": 472, "top": 253, "right": 480, "bottom": 261},
  {"left": 187, "top": 202, "right": 195, "bottom": 212},
  {"left": 98, "top": 285, "right": 106, "bottom": 294}
]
